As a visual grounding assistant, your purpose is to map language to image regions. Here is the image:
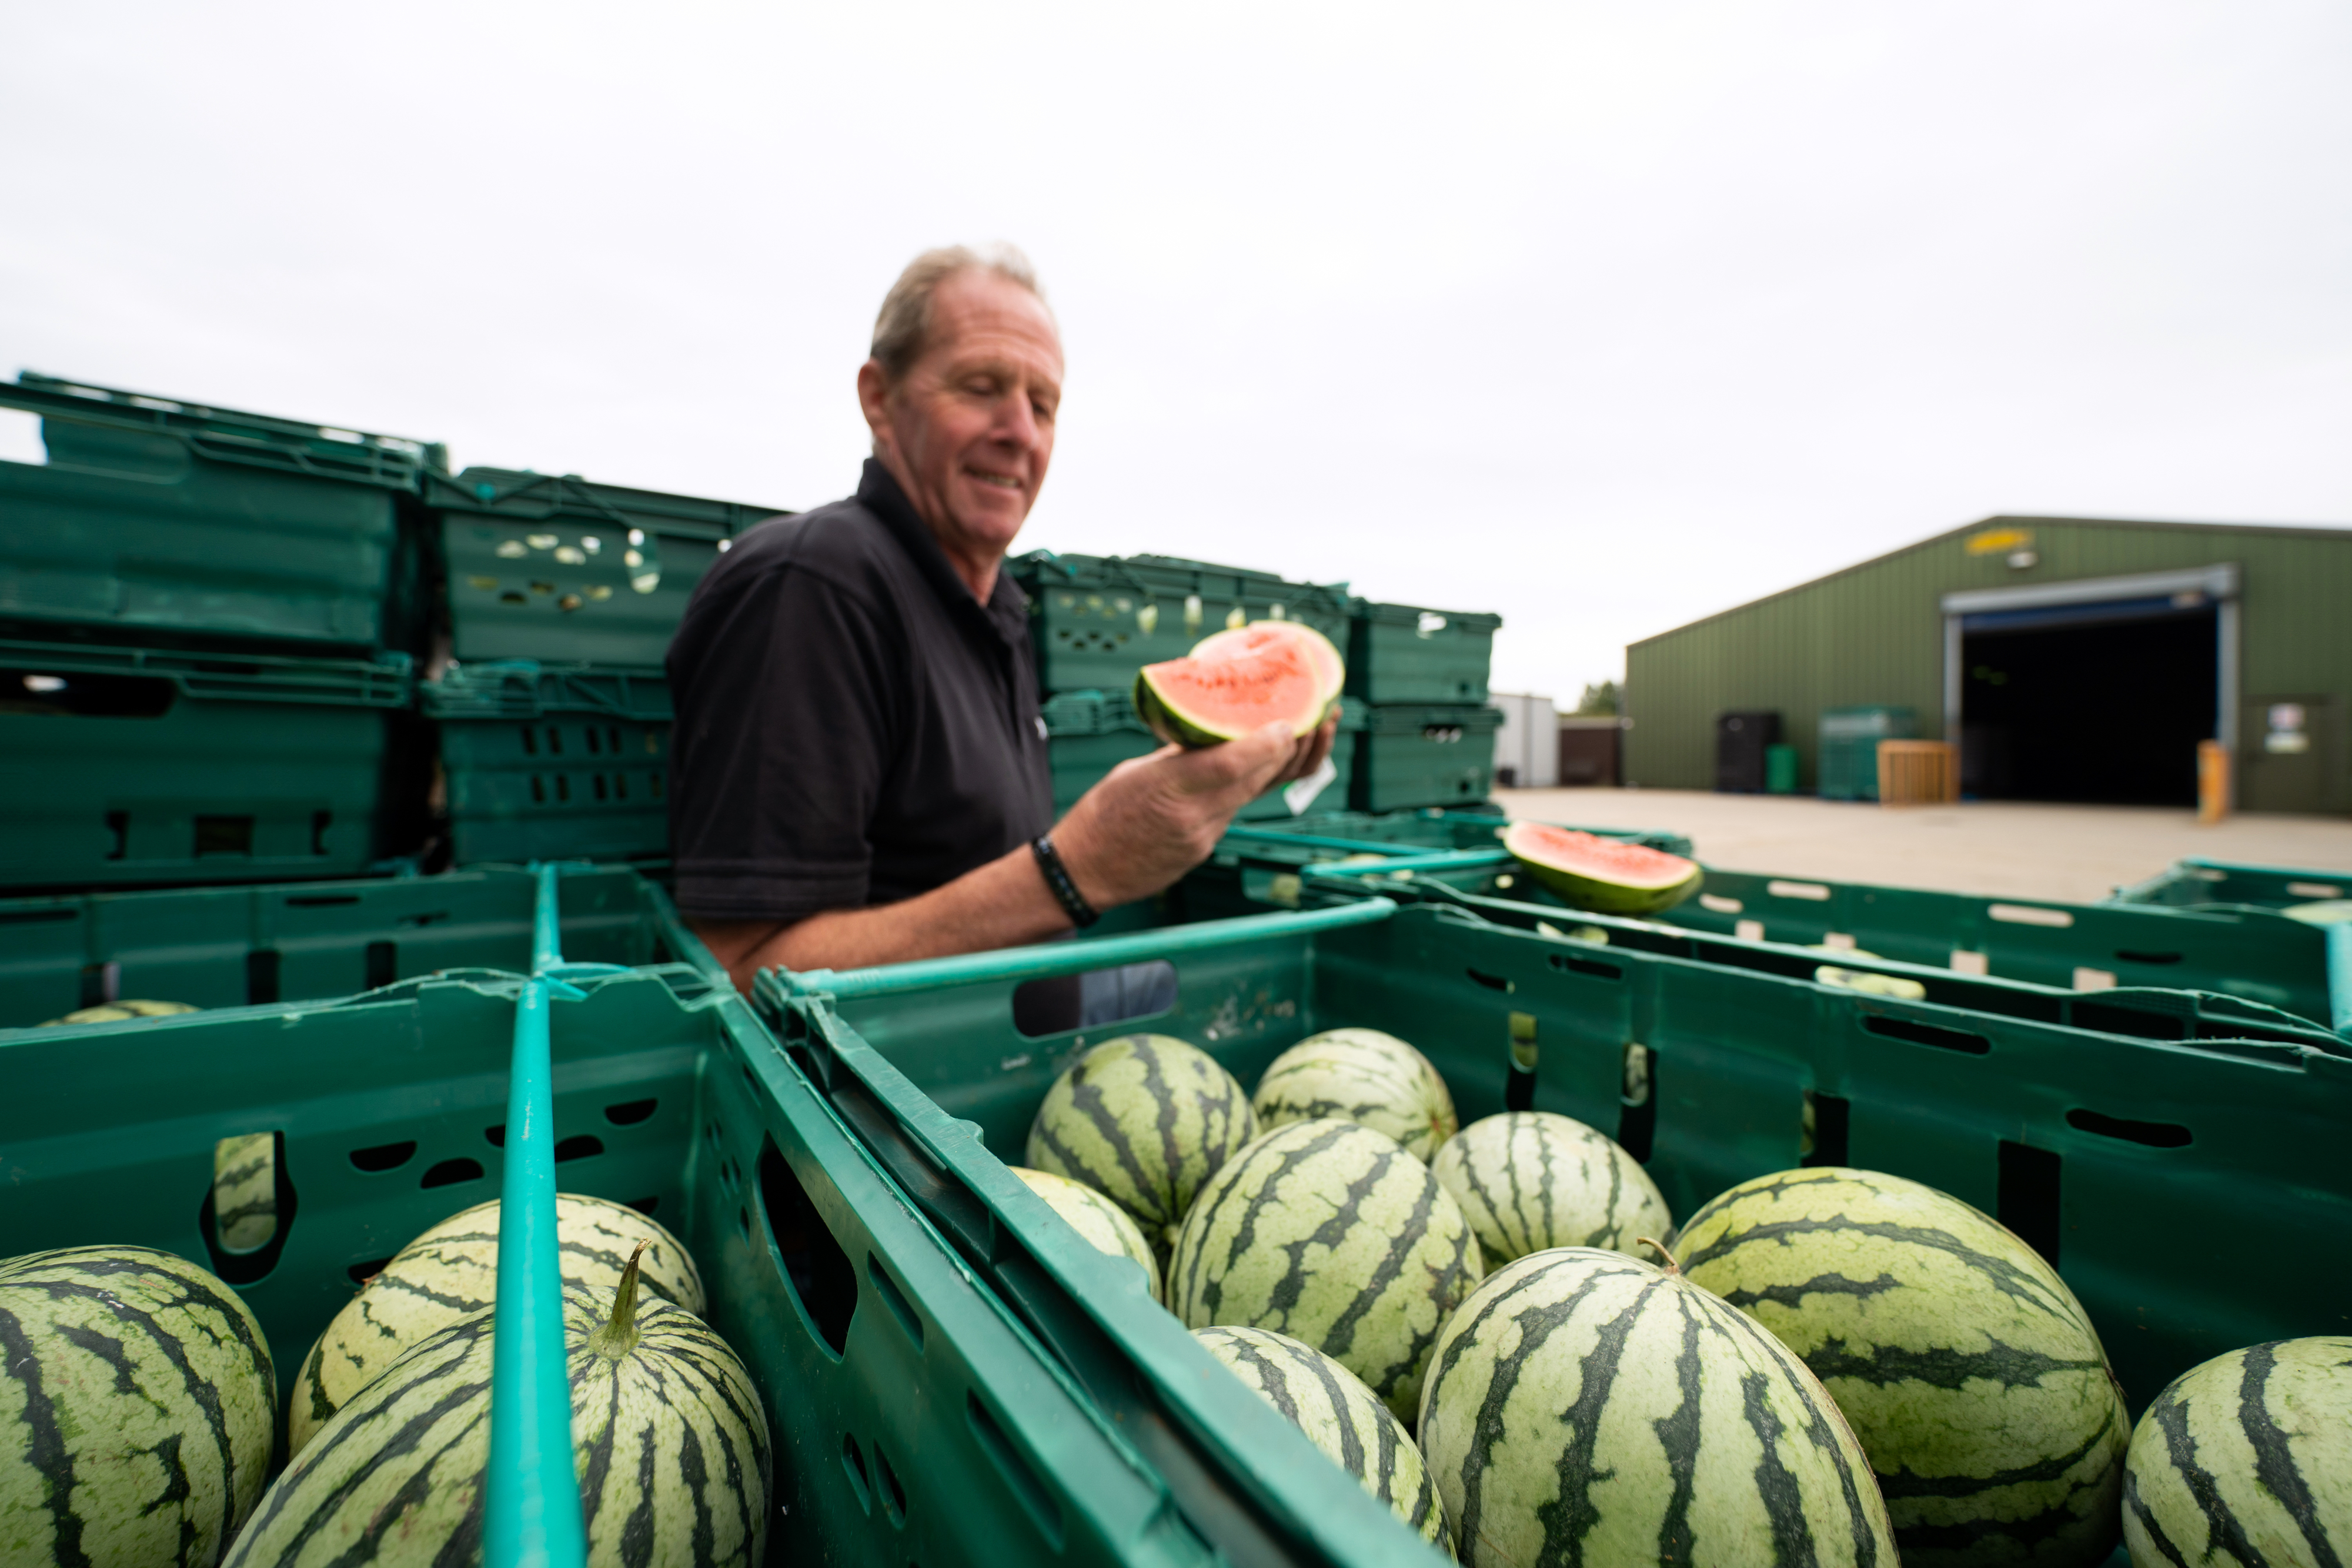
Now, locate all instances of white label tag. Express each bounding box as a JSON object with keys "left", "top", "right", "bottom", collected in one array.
[{"left": 1282, "top": 755, "right": 1339, "bottom": 815}]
